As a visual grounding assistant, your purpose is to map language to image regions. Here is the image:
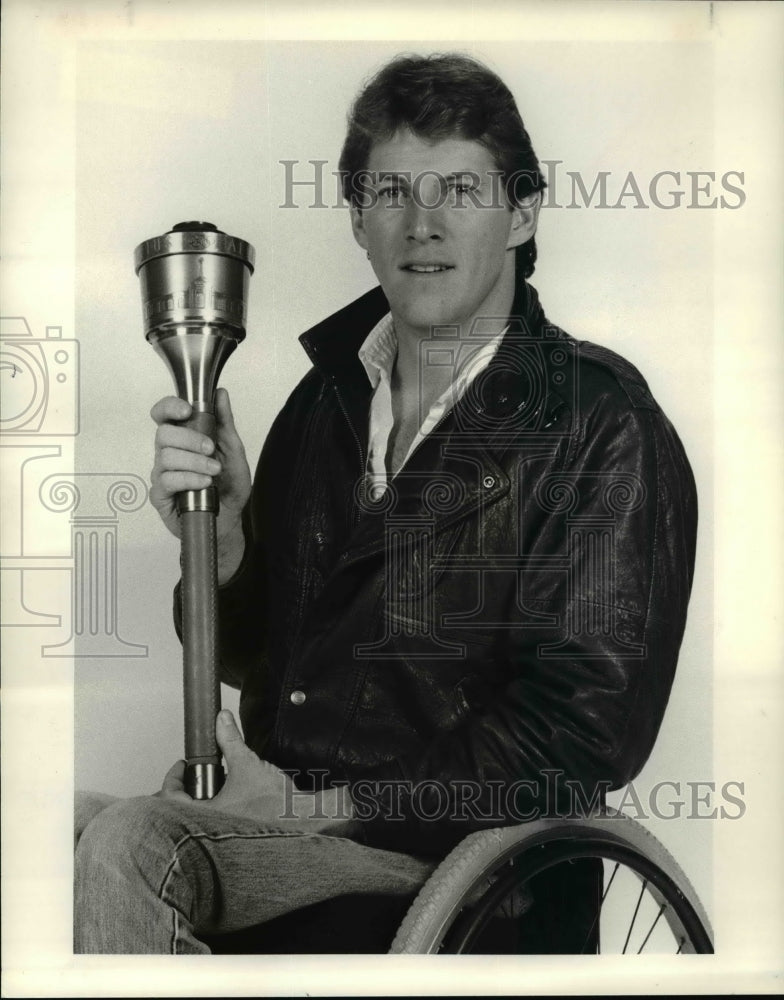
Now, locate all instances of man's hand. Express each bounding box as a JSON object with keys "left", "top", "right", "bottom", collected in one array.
[
  {"left": 149, "top": 388, "right": 251, "bottom": 583},
  {"left": 158, "top": 711, "right": 356, "bottom": 834}
]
